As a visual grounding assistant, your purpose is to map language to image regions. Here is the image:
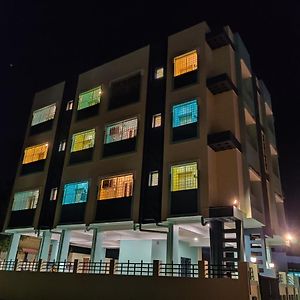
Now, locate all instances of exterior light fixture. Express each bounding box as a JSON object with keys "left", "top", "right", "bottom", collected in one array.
[
  {"left": 233, "top": 198, "right": 239, "bottom": 207},
  {"left": 194, "top": 237, "right": 198, "bottom": 241},
  {"left": 269, "top": 262, "right": 275, "bottom": 268}
]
